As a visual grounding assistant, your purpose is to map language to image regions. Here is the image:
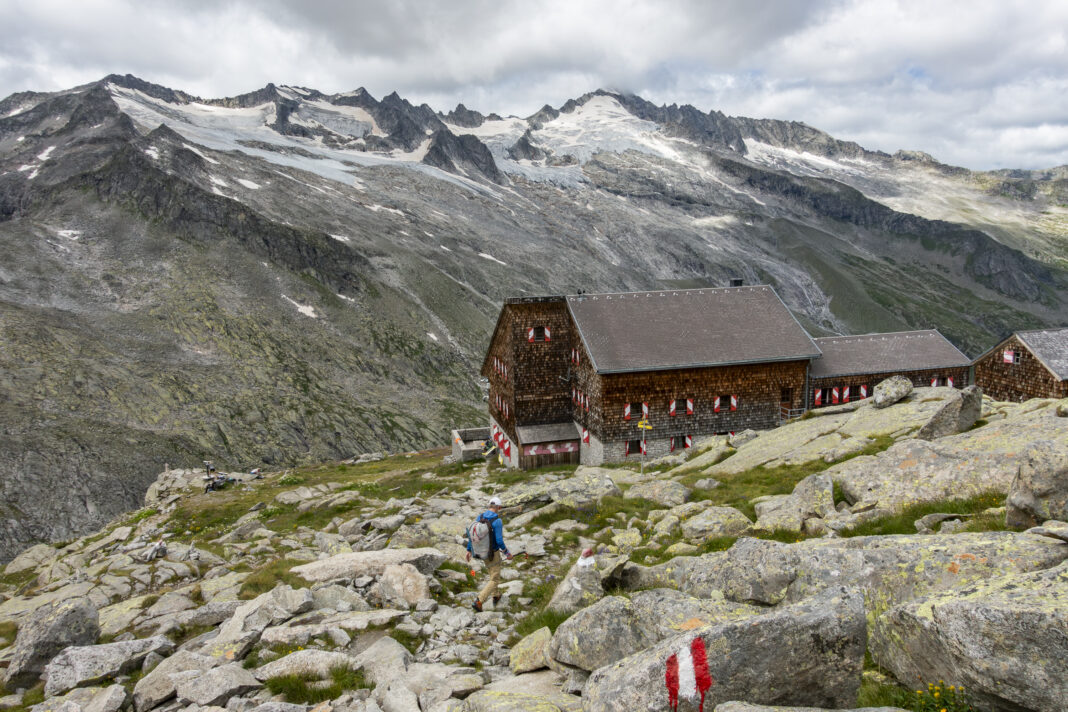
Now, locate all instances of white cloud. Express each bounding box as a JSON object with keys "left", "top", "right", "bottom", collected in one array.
[{"left": 0, "top": 0, "right": 1065, "bottom": 169}]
